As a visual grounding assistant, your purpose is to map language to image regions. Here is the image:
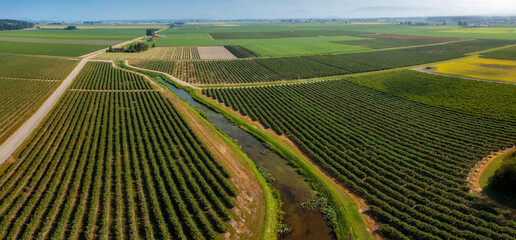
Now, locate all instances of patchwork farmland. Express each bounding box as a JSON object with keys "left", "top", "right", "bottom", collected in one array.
[{"left": 1, "top": 16, "right": 516, "bottom": 240}]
